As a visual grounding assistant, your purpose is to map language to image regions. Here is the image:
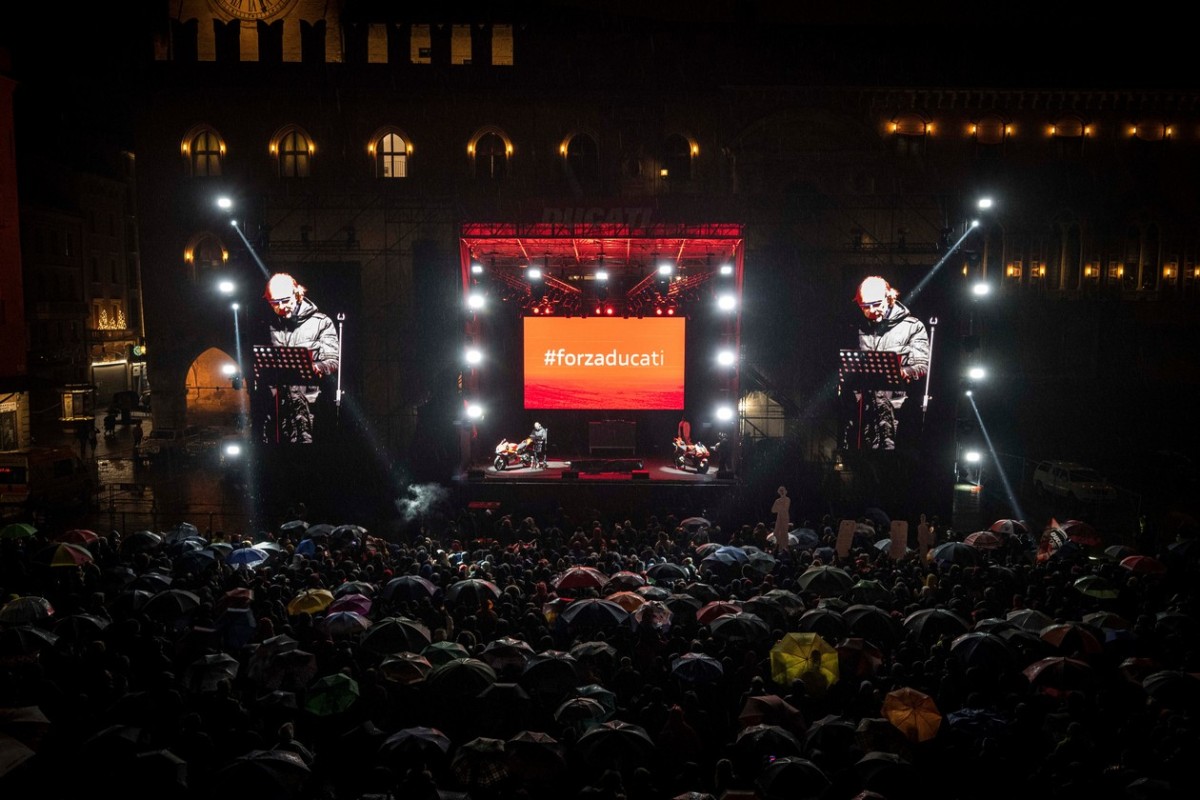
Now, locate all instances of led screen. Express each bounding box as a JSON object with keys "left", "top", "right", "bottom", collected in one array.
[{"left": 524, "top": 317, "right": 685, "bottom": 410}]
